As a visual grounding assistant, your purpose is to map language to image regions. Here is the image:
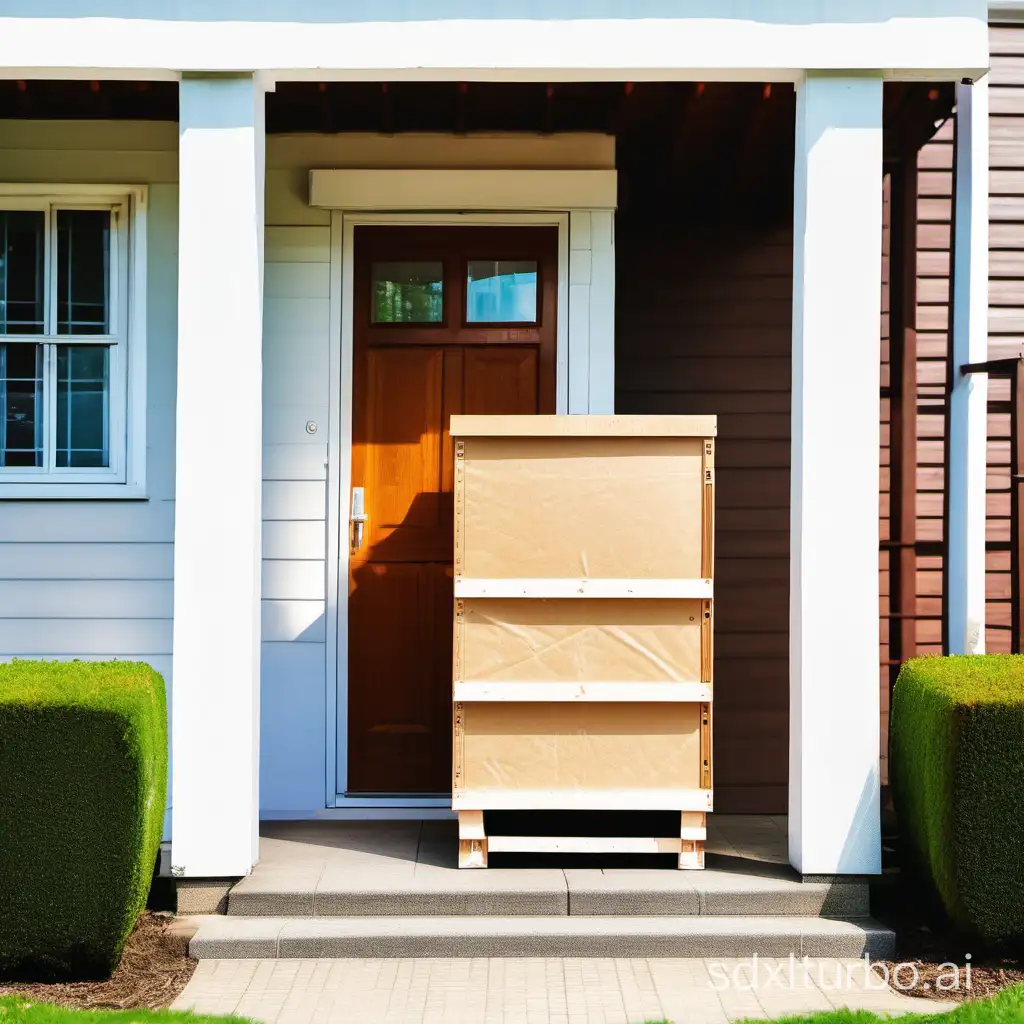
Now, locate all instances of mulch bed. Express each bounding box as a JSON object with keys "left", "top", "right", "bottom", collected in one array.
[
  {"left": 872, "top": 831, "right": 1024, "bottom": 1003},
  {"left": 874, "top": 918, "right": 1024, "bottom": 1003},
  {"left": 0, "top": 913, "right": 197, "bottom": 1011}
]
